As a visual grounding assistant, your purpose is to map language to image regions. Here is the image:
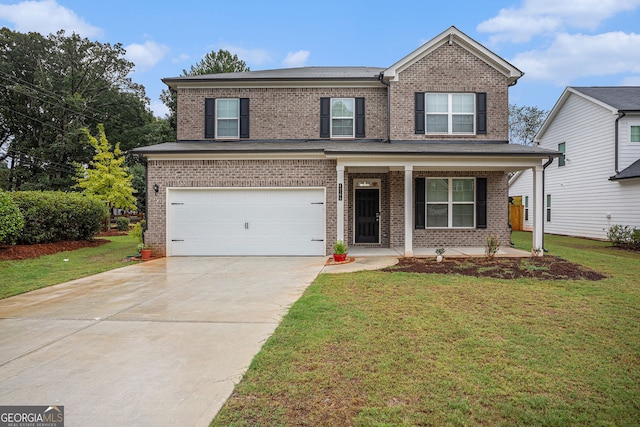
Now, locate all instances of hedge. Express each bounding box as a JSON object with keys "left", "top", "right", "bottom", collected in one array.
[
  {"left": 11, "top": 191, "right": 109, "bottom": 244},
  {"left": 0, "top": 190, "right": 24, "bottom": 245}
]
